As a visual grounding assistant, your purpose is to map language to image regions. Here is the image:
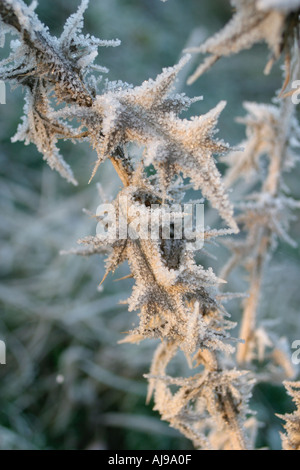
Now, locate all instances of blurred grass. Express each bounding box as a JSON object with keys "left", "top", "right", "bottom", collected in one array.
[{"left": 0, "top": 0, "right": 299, "bottom": 450}]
